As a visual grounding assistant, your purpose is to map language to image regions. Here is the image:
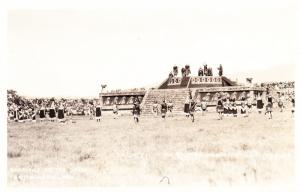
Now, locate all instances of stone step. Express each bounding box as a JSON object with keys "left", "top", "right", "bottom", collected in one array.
[{"left": 141, "top": 88, "right": 191, "bottom": 115}]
